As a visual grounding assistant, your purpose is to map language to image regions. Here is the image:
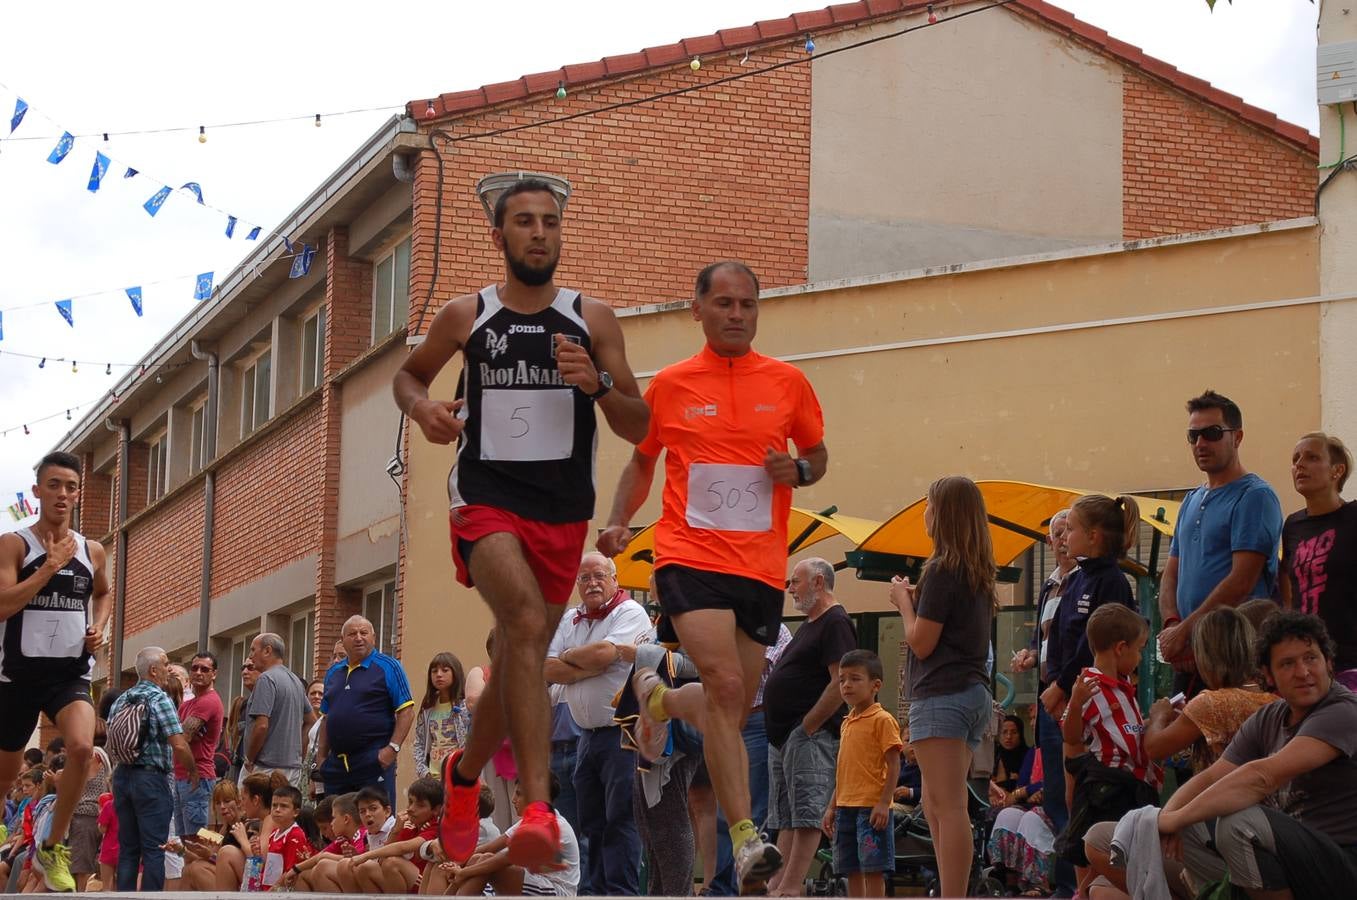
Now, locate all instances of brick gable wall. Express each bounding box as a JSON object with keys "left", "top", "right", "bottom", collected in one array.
[
  {"left": 1122, "top": 70, "right": 1316, "bottom": 240},
  {"left": 409, "top": 43, "right": 811, "bottom": 327}
]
